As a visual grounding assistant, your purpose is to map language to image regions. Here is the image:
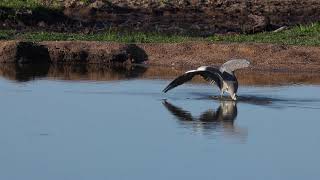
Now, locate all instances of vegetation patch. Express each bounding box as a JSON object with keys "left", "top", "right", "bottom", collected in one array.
[
  {"left": 0, "top": 30, "right": 194, "bottom": 43},
  {"left": 0, "top": 0, "right": 61, "bottom": 10},
  {"left": 0, "top": 0, "right": 40, "bottom": 9},
  {"left": 209, "top": 23, "right": 320, "bottom": 46},
  {"left": 1, "top": 23, "right": 319, "bottom": 46},
  {"left": 0, "top": 30, "right": 15, "bottom": 40}
]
